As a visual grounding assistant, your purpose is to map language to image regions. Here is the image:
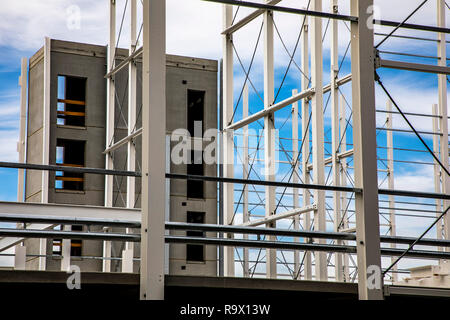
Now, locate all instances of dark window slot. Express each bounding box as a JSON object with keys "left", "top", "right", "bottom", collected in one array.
[
  {"left": 57, "top": 75, "right": 87, "bottom": 127},
  {"left": 186, "top": 211, "right": 205, "bottom": 262},
  {"left": 55, "top": 139, "right": 85, "bottom": 191}
]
